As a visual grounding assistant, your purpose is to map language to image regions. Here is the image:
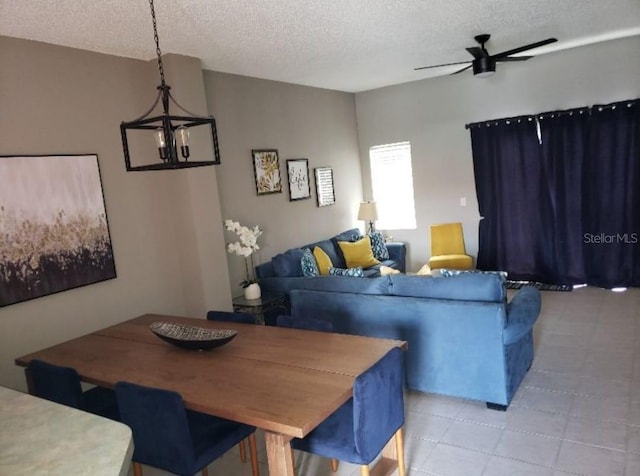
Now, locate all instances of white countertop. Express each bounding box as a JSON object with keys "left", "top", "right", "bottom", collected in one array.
[{"left": 0, "top": 386, "right": 133, "bottom": 475}]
